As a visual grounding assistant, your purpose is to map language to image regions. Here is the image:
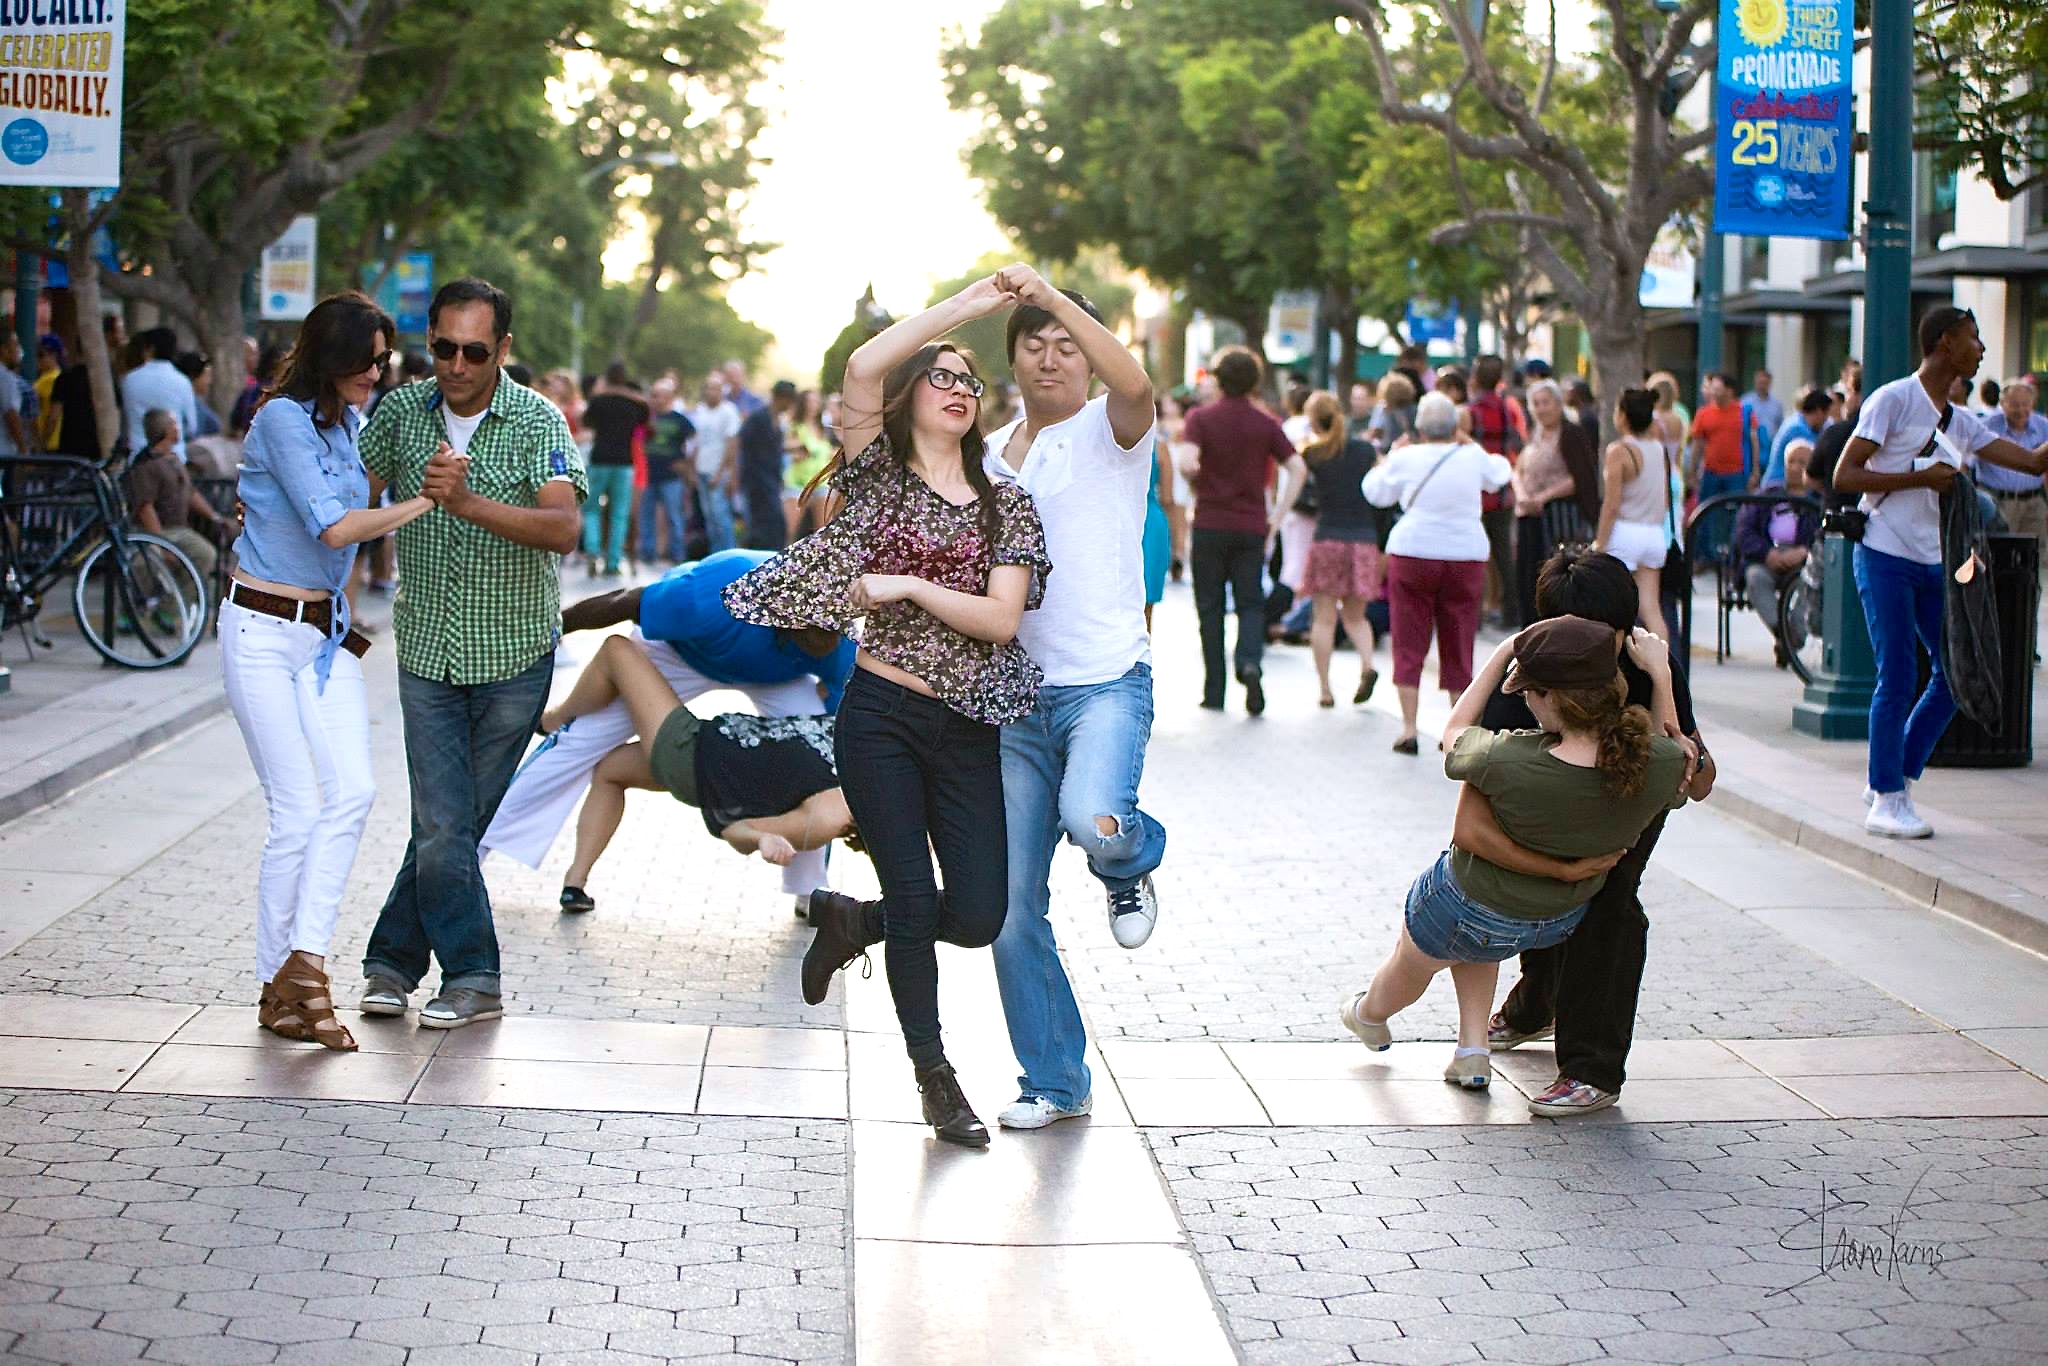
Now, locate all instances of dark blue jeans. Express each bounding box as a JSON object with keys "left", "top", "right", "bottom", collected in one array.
[{"left": 364, "top": 653, "right": 553, "bottom": 994}]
